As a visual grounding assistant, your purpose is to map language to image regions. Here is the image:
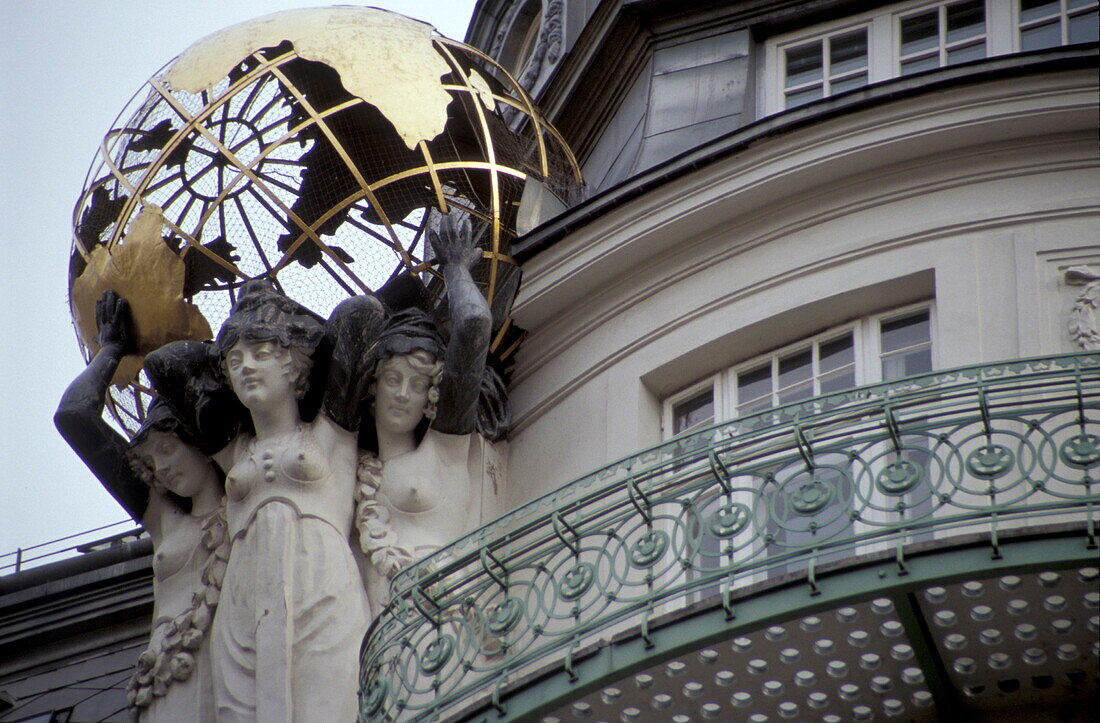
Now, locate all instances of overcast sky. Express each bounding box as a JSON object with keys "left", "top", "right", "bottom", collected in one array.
[{"left": 0, "top": 1, "right": 477, "bottom": 560}]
